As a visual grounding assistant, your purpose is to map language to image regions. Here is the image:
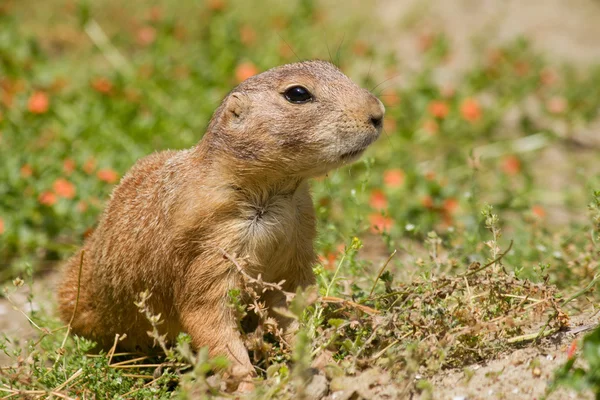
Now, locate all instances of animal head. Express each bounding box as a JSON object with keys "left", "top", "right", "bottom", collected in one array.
[{"left": 206, "top": 60, "right": 384, "bottom": 178}]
